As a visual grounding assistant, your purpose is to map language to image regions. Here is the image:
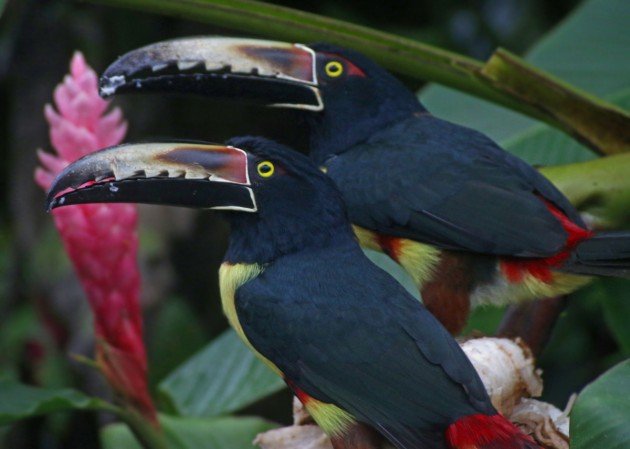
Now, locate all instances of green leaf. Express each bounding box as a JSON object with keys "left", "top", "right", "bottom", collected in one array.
[
  {"left": 509, "top": 92, "right": 630, "bottom": 229},
  {"left": 148, "top": 298, "right": 209, "bottom": 386},
  {"left": 570, "top": 359, "right": 630, "bottom": 449},
  {"left": 525, "top": 0, "right": 630, "bottom": 98},
  {"left": 505, "top": 89, "right": 630, "bottom": 166},
  {"left": 597, "top": 279, "right": 630, "bottom": 355},
  {"left": 0, "top": 305, "right": 38, "bottom": 372},
  {"left": 422, "top": 0, "right": 630, "bottom": 157},
  {"left": 159, "top": 330, "right": 285, "bottom": 417},
  {"left": 504, "top": 122, "right": 595, "bottom": 166},
  {"left": 101, "top": 414, "right": 276, "bottom": 449},
  {"left": 463, "top": 305, "right": 507, "bottom": 335},
  {"left": 477, "top": 48, "right": 629, "bottom": 155},
  {"left": 0, "top": 380, "right": 111, "bottom": 425}
]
